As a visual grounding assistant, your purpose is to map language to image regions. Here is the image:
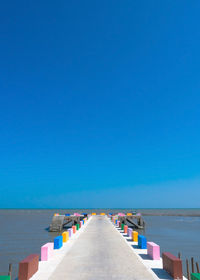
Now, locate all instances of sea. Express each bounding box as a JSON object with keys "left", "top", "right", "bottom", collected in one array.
[{"left": 0, "top": 208, "right": 200, "bottom": 279}]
